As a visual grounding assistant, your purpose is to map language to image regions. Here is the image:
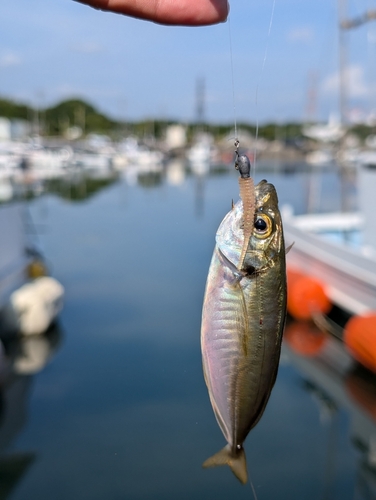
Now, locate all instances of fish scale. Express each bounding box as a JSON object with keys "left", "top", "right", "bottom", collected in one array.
[{"left": 201, "top": 179, "right": 287, "bottom": 484}]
